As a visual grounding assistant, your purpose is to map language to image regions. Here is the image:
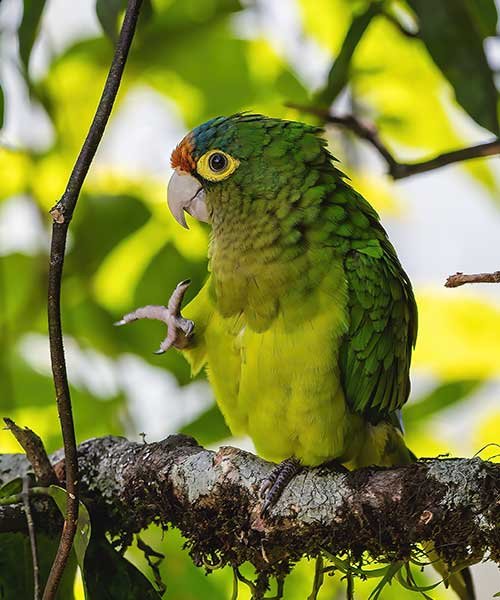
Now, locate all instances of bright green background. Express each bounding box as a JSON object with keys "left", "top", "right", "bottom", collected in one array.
[{"left": 0, "top": 0, "right": 499, "bottom": 598}]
